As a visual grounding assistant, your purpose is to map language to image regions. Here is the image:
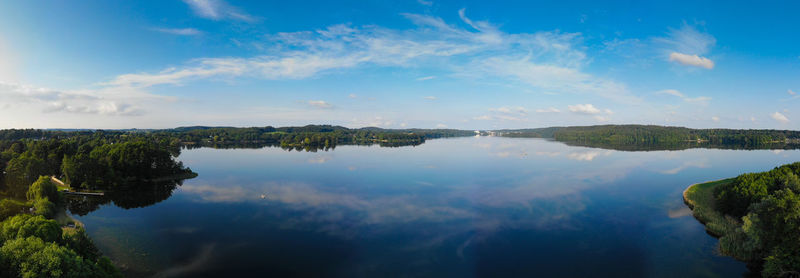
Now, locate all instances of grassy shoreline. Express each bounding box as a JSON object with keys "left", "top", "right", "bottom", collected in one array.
[{"left": 682, "top": 178, "right": 739, "bottom": 238}]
